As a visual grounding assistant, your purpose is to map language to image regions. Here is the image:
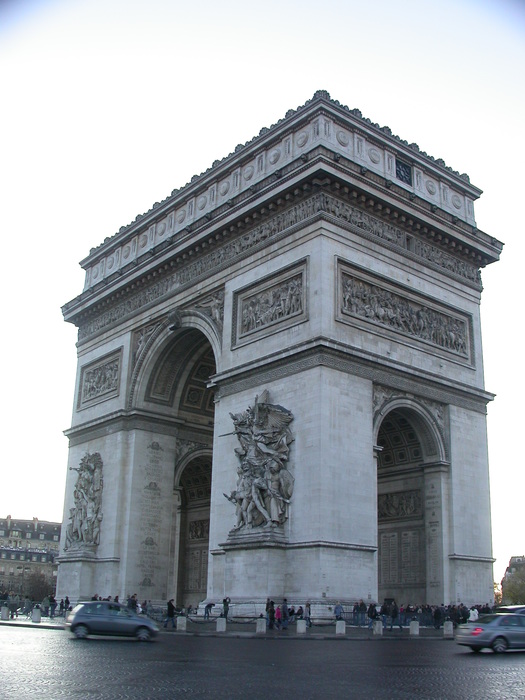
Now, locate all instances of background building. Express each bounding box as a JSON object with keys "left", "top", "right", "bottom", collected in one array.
[
  {"left": 0, "top": 516, "right": 60, "bottom": 597},
  {"left": 501, "top": 555, "right": 525, "bottom": 604}
]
